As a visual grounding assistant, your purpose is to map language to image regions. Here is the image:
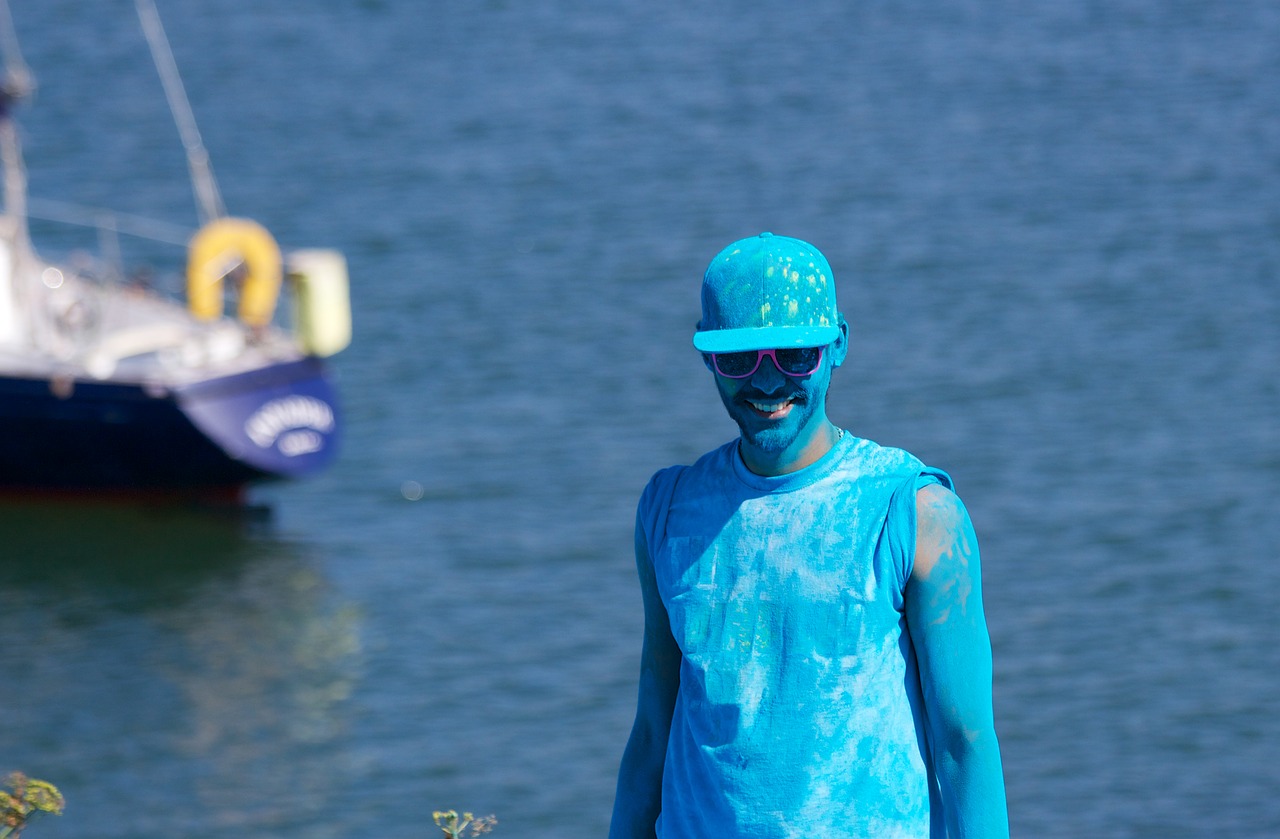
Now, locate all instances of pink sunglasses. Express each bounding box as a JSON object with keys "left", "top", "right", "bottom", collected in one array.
[{"left": 709, "top": 346, "right": 824, "bottom": 379}]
